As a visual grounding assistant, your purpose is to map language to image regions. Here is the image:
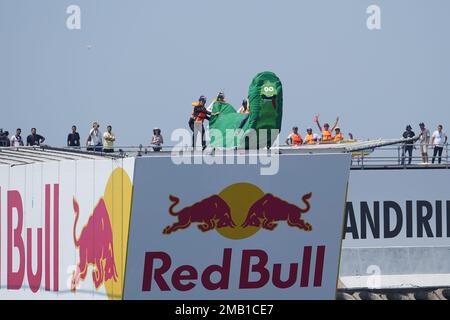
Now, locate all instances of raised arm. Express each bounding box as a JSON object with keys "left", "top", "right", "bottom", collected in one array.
[
  {"left": 314, "top": 115, "right": 322, "bottom": 132},
  {"left": 331, "top": 116, "right": 340, "bottom": 131}
]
